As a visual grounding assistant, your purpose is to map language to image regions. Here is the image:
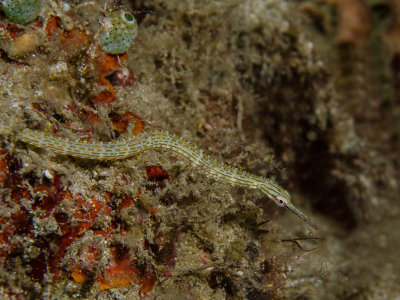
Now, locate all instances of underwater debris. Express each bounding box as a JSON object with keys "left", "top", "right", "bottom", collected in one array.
[
  {"left": 99, "top": 10, "right": 138, "bottom": 54},
  {"left": 1, "top": 0, "right": 44, "bottom": 25}
]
